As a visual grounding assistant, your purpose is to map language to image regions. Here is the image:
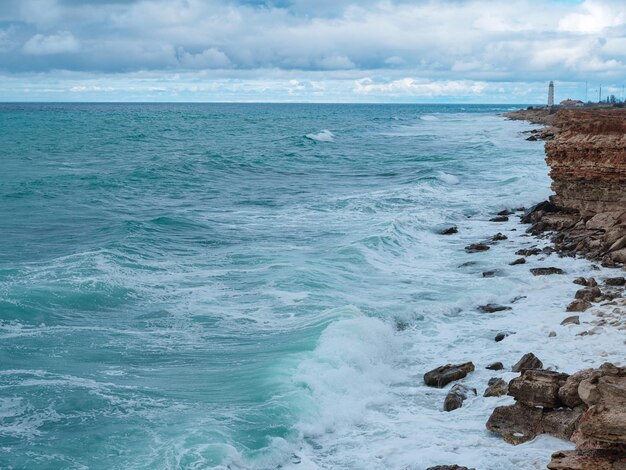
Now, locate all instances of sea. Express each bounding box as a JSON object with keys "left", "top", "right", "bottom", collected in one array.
[{"left": 0, "top": 103, "right": 623, "bottom": 470}]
